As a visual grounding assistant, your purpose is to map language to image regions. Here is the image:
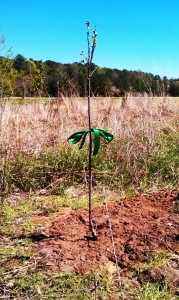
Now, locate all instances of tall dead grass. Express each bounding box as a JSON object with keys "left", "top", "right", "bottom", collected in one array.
[
  {"left": 0, "top": 96, "right": 178, "bottom": 155},
  {"left": 0, "top": 96, "right": 178, "bottom": 193}
]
